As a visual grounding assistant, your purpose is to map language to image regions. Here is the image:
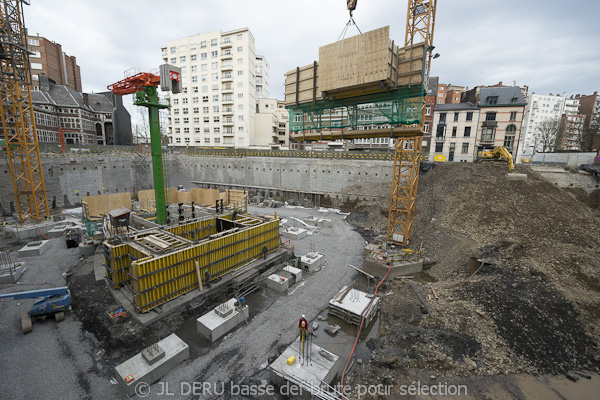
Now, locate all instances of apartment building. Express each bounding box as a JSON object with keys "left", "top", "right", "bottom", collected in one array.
[
  {"left": 422, "top": 76, "right": 439, "bottom": 157},
  {"left": 162, "top": 28, "right": 269, "bottom": 148},
  {"left": 445, "top": 85, "right": 465, "bottom": 104},
  {"left": 255, "top": 56, "right": 270, "bottom": 100},
  {"left": 518, "top": 93, "right": 566, "bottom": 159},
  {"left": 430, "top": 103, "right": 480, "bottom": 162},
  {"left": 31, "top": 75, "right": 132, "bottom": 145},
  {"left": 254, "top": 99, "right": 289, "bottom": 149},
  {"left": 26, "top": 34, "right": 82, "bottom": 92},
  {"left": 476, "top": 87, "right": 526, "bottom": 159}
]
